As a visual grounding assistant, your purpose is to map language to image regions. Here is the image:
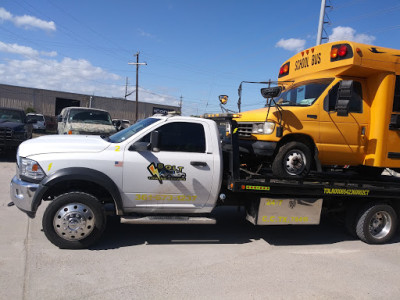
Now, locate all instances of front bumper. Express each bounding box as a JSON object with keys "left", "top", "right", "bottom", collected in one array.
[
  {"left": 238, "top": 140, "right": 277, "bottom": 157},
  {"left": 10, "top": 176, "right": 40, "bottom": 218}
]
